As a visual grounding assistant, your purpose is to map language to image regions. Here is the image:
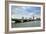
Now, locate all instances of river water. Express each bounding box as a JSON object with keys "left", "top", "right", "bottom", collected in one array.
[{"left": 12, "top": 21, "right": 41, "bottom": 28}]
